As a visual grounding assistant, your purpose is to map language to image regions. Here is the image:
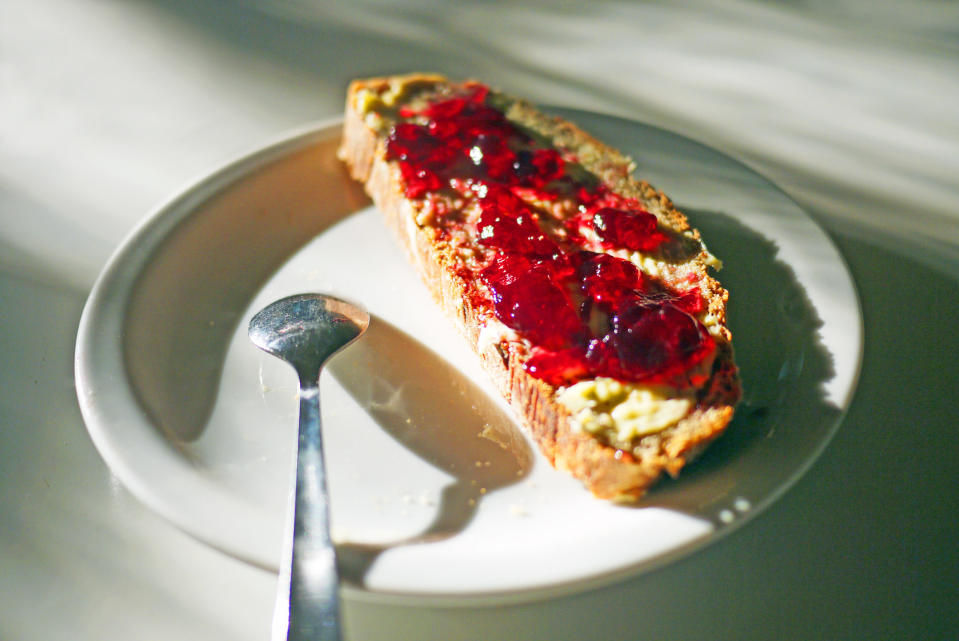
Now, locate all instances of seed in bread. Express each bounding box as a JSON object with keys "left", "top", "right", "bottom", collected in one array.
[{"left": 338, "top": 73, "right": 741, "bottom": 500}]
